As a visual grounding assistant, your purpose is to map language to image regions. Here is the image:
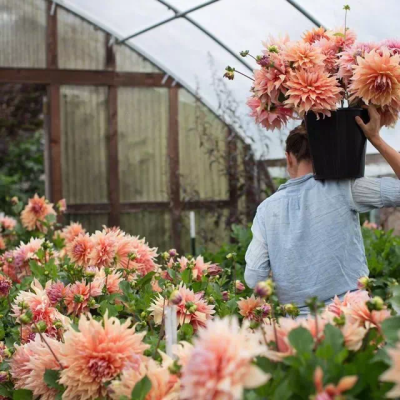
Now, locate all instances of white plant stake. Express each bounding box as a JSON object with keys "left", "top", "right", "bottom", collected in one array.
[{"left": 164, "top": 305, "right": 178, "bottom": 359}]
